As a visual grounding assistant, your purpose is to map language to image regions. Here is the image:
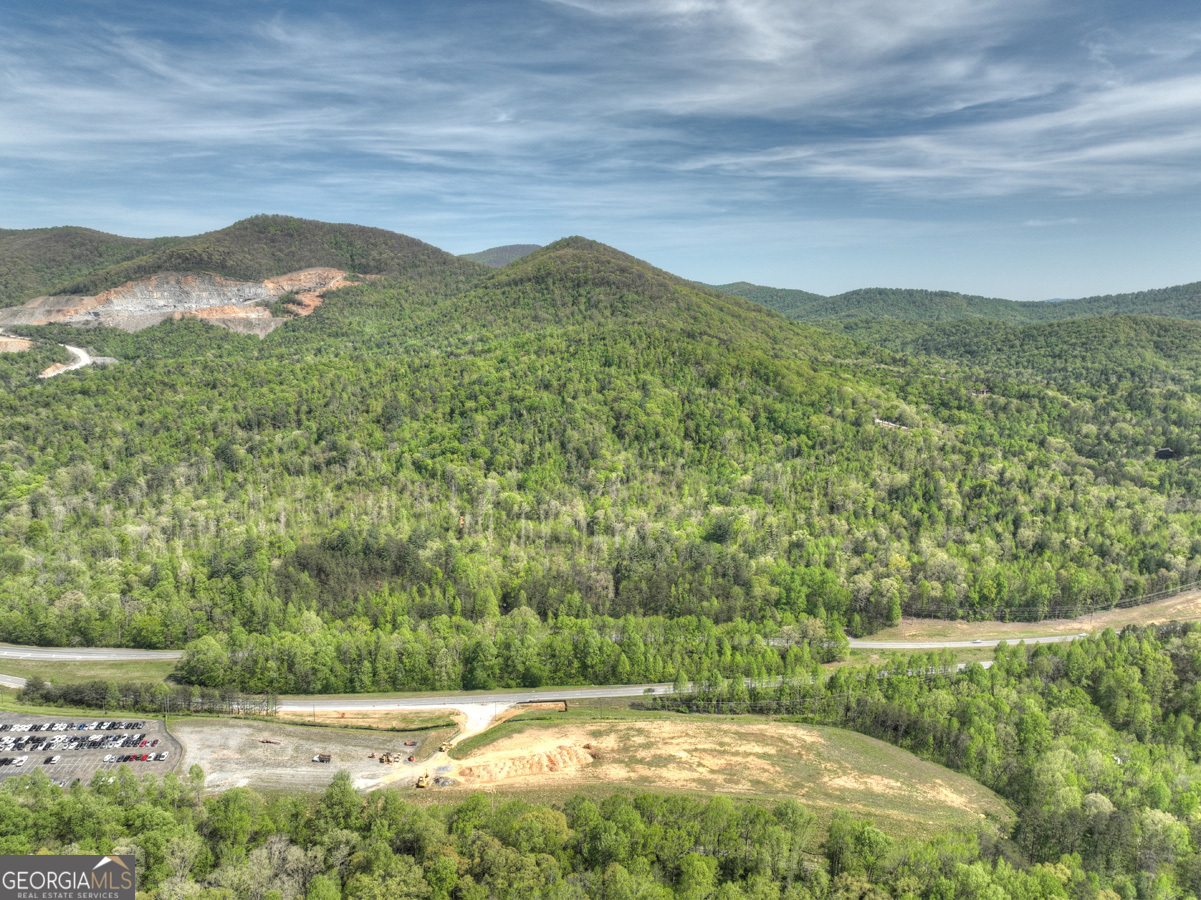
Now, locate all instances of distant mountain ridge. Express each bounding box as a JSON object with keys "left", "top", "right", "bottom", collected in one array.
[
  {"left": 714, "top": 280, "right": 1201, "bottom": 324},
  {"left": 0, "top": 215, "right": 488, "bottom": 333},
  {"left": 0, "top": 215, "right": 482, "bottom": 309},
  {"left": 461, "top": 244, "right": 542, "bottom": 267}
]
